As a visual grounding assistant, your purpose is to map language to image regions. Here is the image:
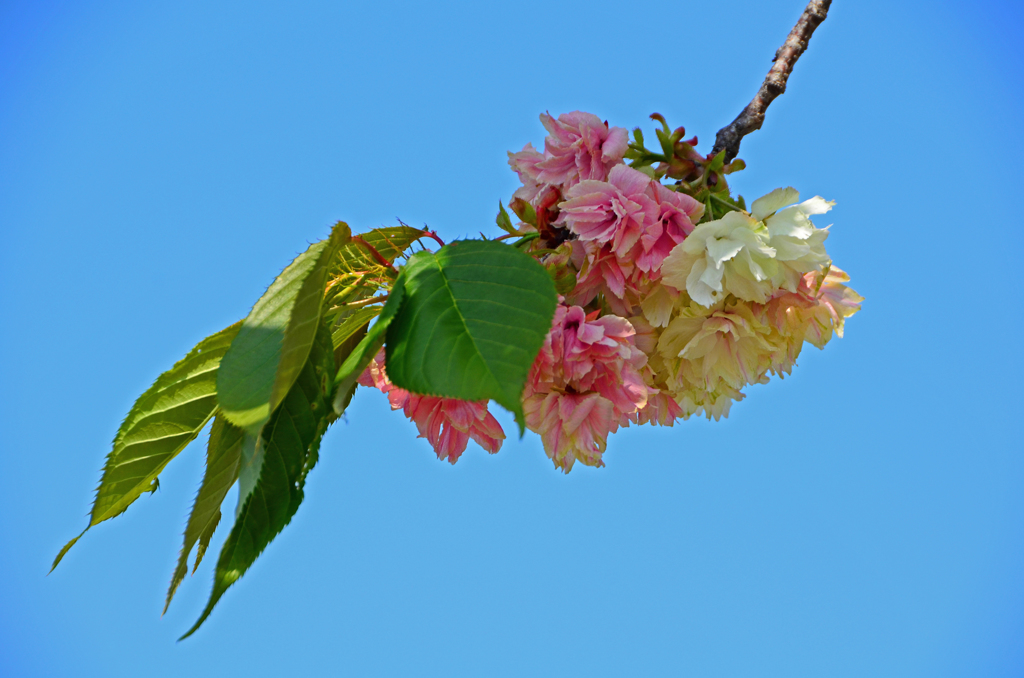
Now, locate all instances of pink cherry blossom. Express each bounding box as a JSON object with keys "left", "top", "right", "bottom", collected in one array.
[
  {"left": 358, "top": 350, "right": 505, "bottom": 463},
  {"left": 393, "top": 392, "right": 505, "bottom": 463},
  {"left": 568, "top": 240, "right": 648, "bottom": 316},
  {"left": 534, "top": 111, "right": 628, "bottom": 187},
  {"left": 634, "top": 182, "right": 702, "bottom": 274},
  {"left": 524, "top": 304, "right": 649, "bottom": 469},
  {"left": 507, "top": 143, "right": 546, "bottom": 206},
  {"left": 627, "top": 388, "right": 685, "bottom": 427},
  {"left": 528, "top": 305, "right": 647, "bottom": 402},
  {"left": 558, "top": 164, "right": 656, "bottom": 259},
  {"left": 523, "top": 391, "right": 617, "bottom": 472}
]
